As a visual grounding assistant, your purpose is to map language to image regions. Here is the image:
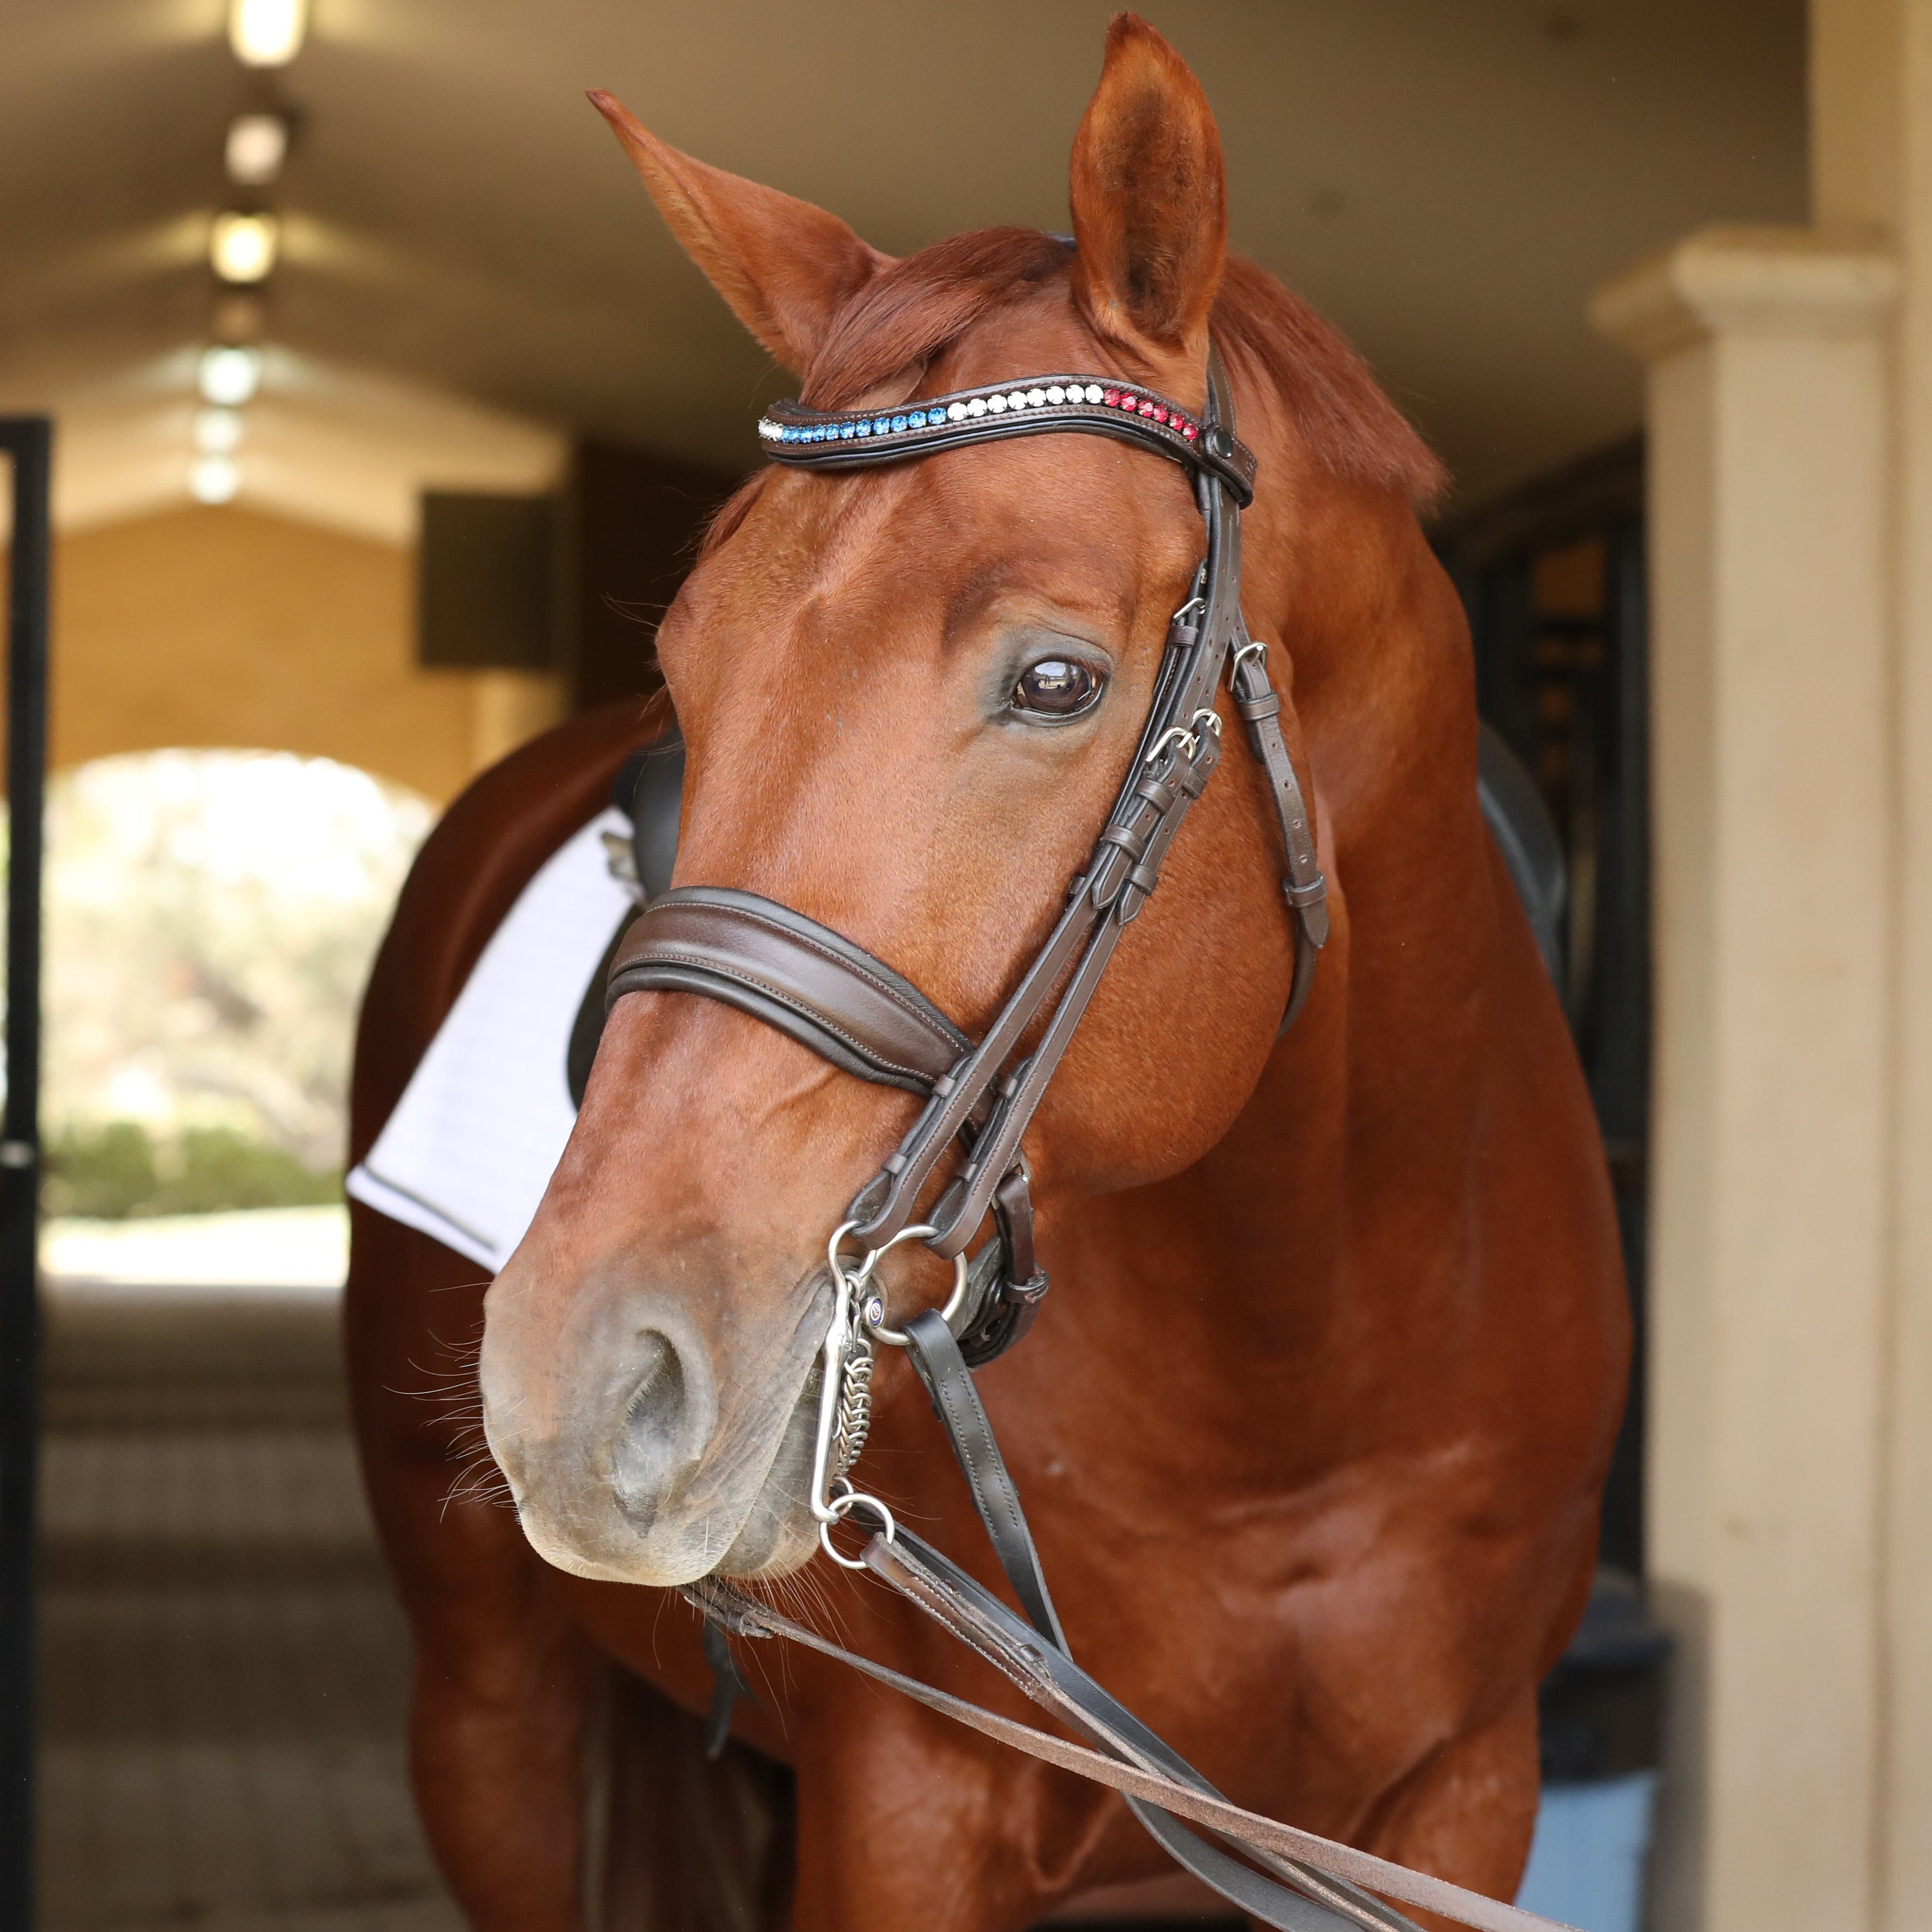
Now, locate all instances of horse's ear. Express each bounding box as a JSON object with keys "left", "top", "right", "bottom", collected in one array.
[
  {"left": 589, "top": 91, "right": 892, "bottom": 377},
  {"left": 1067, "top": 15, "right": 1227, "bottom": 370}
]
